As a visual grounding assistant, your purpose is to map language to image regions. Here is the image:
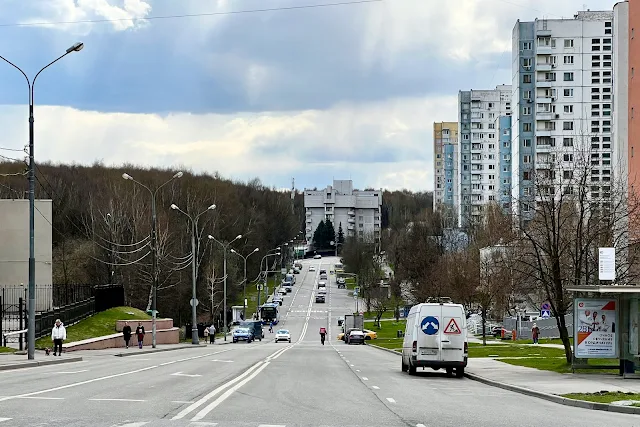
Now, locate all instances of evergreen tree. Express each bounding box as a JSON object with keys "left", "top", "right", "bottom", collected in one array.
[
  {"left": 338, "top": 222, "right": 345, "bottom": 245},
  {"left": 313, "top": 220, "right": 326, "bottom": 248},
  {"left": 323, "top": 219, "right": 336, "bottom": 249}
]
